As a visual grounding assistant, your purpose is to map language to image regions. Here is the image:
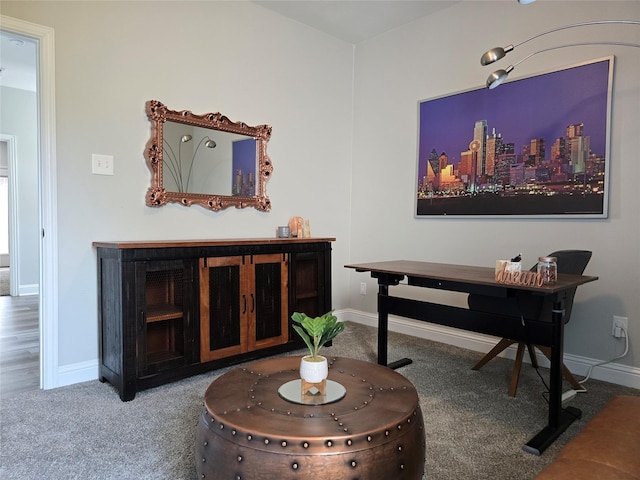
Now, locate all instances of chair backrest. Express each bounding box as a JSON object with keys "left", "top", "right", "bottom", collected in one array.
[
  {"left": 525, "top": 250, "right": 592, "bottom": 276},
  {"left": 548, "top": 250, "right": 592, "bottom": 275},
  {"left": 468, "top": 250, "right": 592, "bottom": 323}
]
